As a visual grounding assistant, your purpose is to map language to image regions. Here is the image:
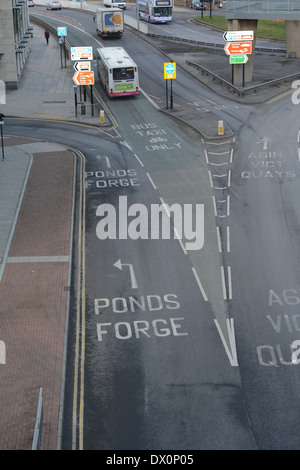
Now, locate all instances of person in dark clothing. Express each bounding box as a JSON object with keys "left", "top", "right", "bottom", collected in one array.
[{"left": 44, "top": 29, "right": 50, "bottom": 45}]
